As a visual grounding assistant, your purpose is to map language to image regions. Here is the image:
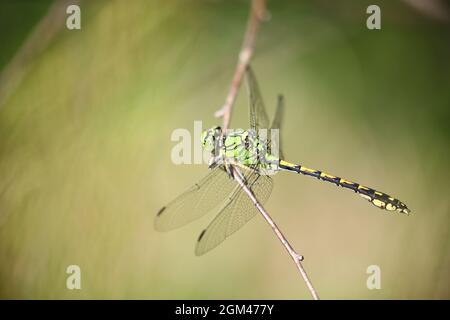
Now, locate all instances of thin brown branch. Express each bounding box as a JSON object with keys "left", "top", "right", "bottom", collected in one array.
[
  {"left": 233, "top": 167, "right": 319, "bottom": 300},
  {"left": 215, "top": 0, "right": 266, "bottom": 130},
  {"left": 215, "top": 0, "right": 320, "bottom": 300}
]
